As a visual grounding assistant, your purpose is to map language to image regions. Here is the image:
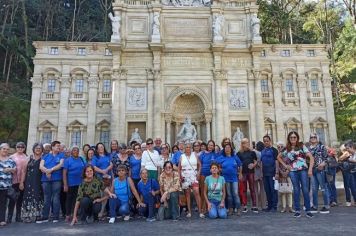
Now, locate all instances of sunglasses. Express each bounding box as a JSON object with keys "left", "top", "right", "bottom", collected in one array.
[
  {"left": 147, "top": 142, "right": 153, "bottom": 145},
  {"left": 17, "top": 146, "right": 25, "bottom": 148}
]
